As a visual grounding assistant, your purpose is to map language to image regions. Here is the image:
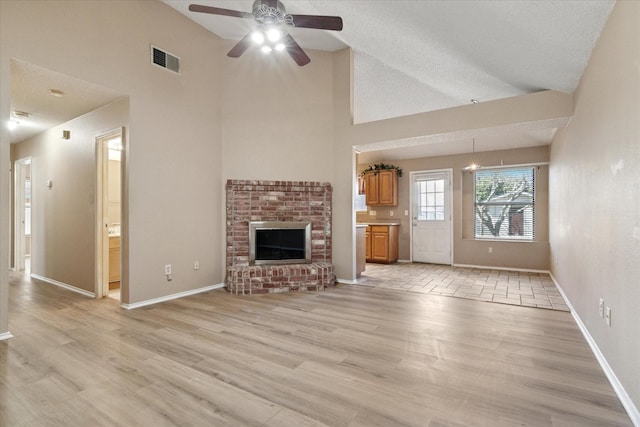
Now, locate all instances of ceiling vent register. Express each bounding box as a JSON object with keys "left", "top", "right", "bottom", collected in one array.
[{"left": 151, "top": 46, "right": 180, "bottom": 74}]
